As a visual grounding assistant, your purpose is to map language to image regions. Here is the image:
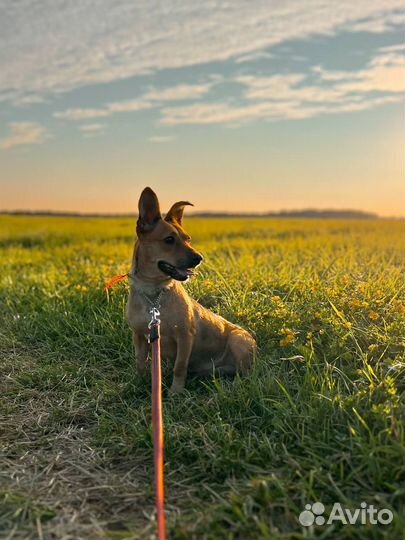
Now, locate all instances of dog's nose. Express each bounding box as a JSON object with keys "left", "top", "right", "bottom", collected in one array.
[{"left": 190, "top": 253, "right": 203, "bottom": 267}]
